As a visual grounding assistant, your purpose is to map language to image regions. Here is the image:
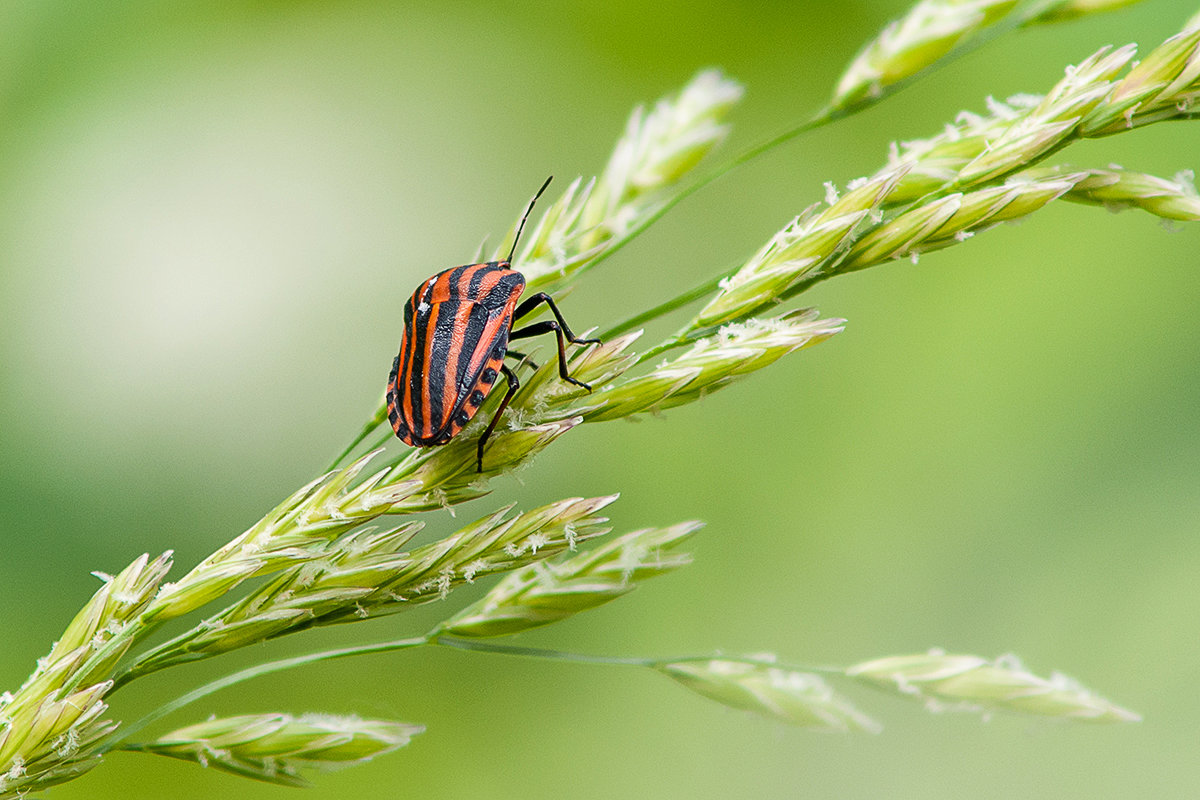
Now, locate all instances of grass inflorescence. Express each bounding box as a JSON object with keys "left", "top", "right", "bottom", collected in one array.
[{"left": 2, "top": 1, "right": 1196, "bottom": 795}]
